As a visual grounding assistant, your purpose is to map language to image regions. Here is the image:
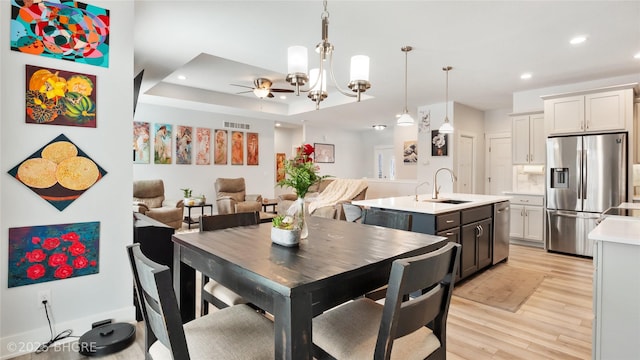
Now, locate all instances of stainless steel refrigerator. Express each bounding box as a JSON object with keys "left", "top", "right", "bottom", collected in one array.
[{"left": 546, "top": 133, "right": 627, "bottom": 256}]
